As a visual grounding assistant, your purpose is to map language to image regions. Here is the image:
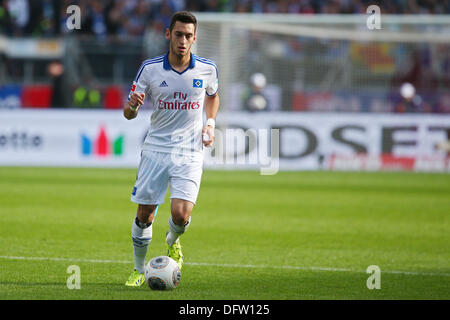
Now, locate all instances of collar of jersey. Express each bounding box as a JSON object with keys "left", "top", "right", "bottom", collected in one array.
[{"left": 163, "top": 52, "right": 196, "bottom": 75}]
